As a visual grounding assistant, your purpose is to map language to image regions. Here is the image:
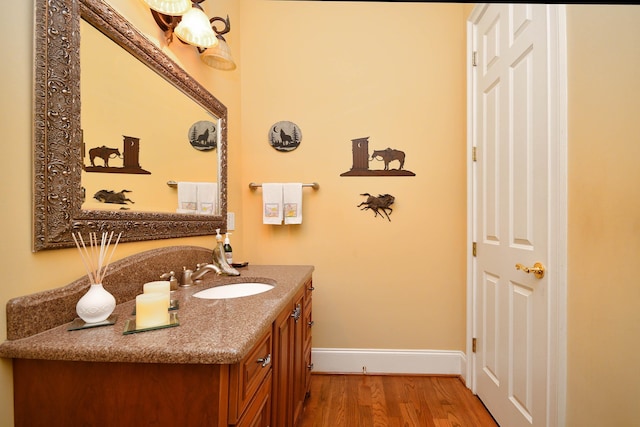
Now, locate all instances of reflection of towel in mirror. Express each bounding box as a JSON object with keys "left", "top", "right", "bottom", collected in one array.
[
  {"left": 262, "top": 183, "right": 283, "bottom": 224},
  {"left": 177, "top": 182, "right": 198, "bottom": 213},
  {"left": 197, "top": 183, "right": 217, "bottom": 215},
  {"left": 283, "top": 183, "right": 302, "bottom": 224}
]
